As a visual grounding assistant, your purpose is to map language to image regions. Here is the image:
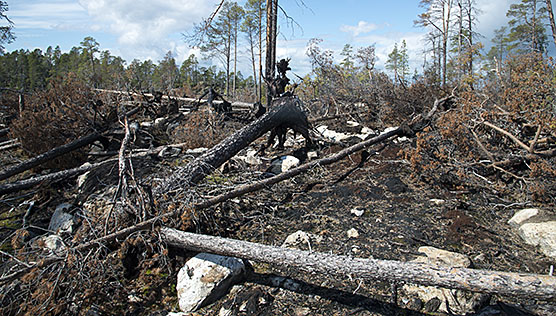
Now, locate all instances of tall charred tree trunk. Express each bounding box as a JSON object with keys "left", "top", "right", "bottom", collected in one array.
[
  {"left": 259, "top": 0, "right": 264, "bottom": 102},
  {"left": 265, "top": 0, "right": 278, "bottom": 107},
  {"left": 250, "top": 32, "right": 258, "bottom": 98},
  {"left": 546, "top": 0, "right": 556, "bottom": 50},
  {"left": 233, "top": 21, "right": 238, "bottom": 98}
]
